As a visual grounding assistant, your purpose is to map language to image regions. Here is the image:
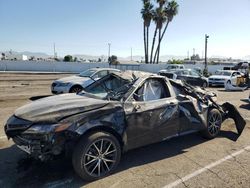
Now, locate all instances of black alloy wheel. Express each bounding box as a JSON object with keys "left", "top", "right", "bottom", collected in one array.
[
  {"left": 72, "top": 132, "right": 121, "bottom": 181},
  {"left": 201, "top": 108, "right": 222, "bottom": 139}
]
